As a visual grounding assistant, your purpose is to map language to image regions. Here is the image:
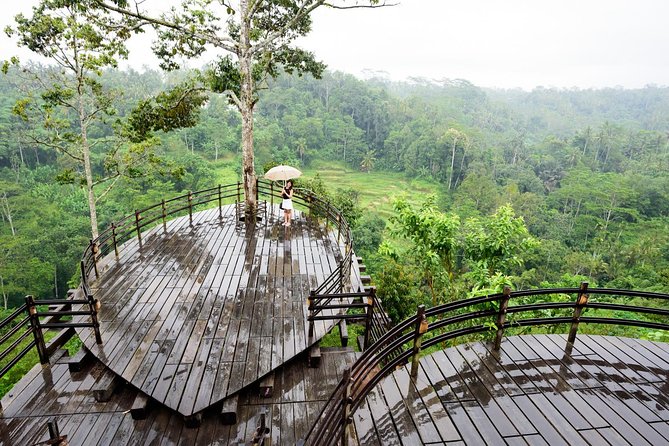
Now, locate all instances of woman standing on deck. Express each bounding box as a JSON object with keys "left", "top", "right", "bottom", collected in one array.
[{"left": 282, "top": 179, "right": 294, "bottom": 226}]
